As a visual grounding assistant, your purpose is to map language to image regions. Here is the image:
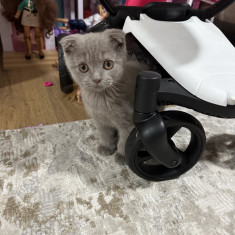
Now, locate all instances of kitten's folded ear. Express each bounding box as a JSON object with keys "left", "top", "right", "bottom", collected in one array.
[
  {"left": 105, "top": 29, "right": 126, "bottom": 51},
  {"left": 59, "top": 35, "right": 78, "bottom": 54}
]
